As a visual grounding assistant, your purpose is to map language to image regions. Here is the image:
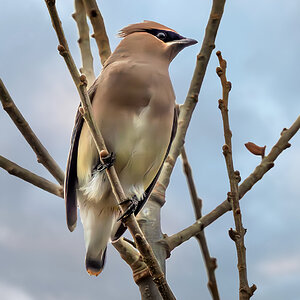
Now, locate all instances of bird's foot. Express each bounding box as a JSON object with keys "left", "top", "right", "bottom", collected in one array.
[
  {"left": 118, "top": 195, "right": 139, "bottom": 222},
  {"left": 95, "top": 152, "right": 115, "bottom": 173}
]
